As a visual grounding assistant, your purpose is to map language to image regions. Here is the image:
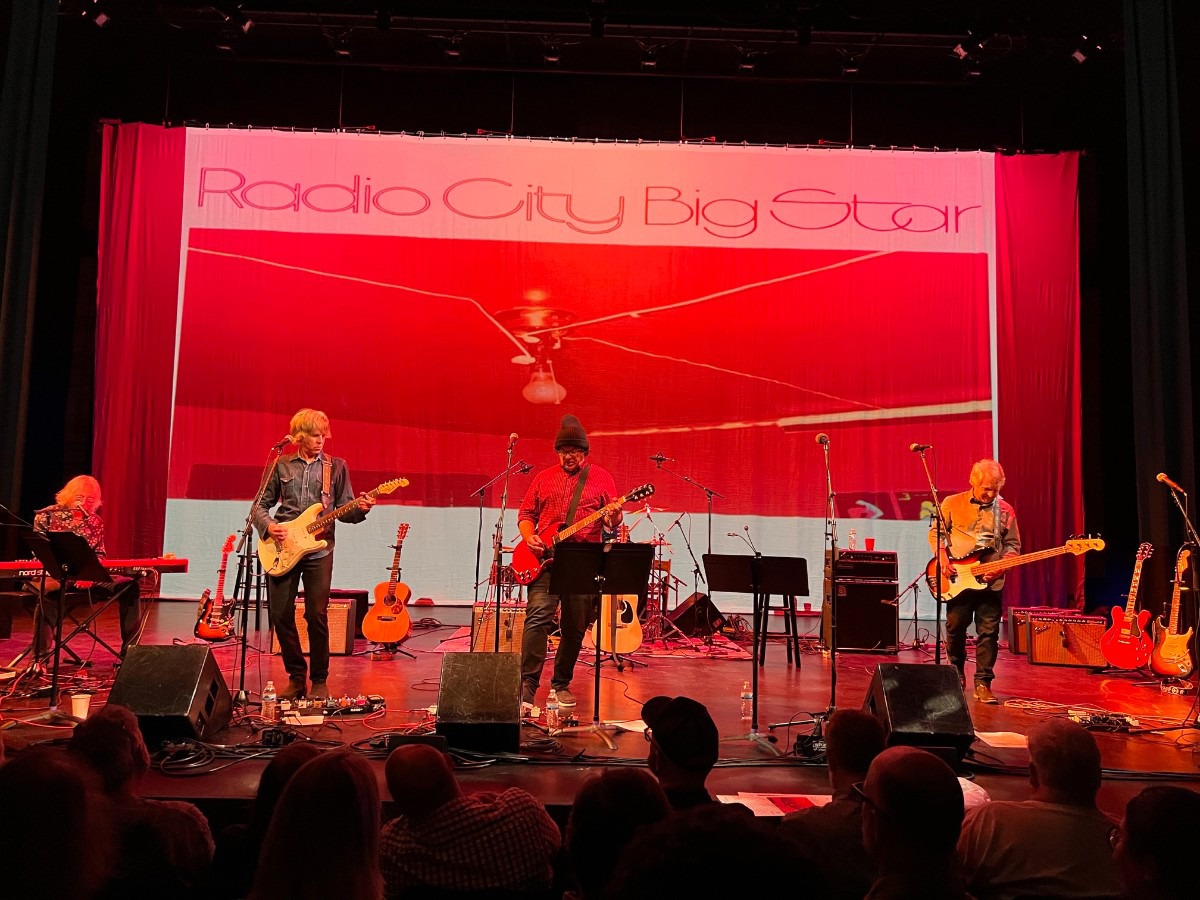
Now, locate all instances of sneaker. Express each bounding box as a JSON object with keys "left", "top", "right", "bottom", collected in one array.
[
  {"left": 554, "top": 687, "right": 577, "bottom": 708},
  {"left": 973, "top": 683, "right": 998, "bottom": 704},
  {"left": 280, "top": 678, "right": 307, "bottom": 701},
  {"left": 309, "top": 681, "right": 329, "bottom": 699},
  {"left": 520, "top": 701, "right": 535, "bottom": 718}
]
